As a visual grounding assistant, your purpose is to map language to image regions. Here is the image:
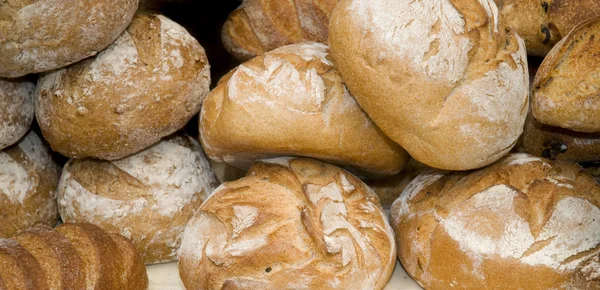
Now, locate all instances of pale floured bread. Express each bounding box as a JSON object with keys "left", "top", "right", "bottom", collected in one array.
[
  {"left": 0, "top": 78, "right": 34, "bottom": 150},
  {"left": 0, "top": 131, "right": 60, "bottom": 238},
  {"left": 35, "top": 13, "right": 211, "bottom": 160},
  {"left": 179, "top": 157, "right": 396, "bottom": 290},
  {"left": 0, "top": 0, "right": 138, "bottom": 78},
  {"left": 58, "top": 134, "right": 218, "bottom": 264},
  {"left": 366, "top": 159, "right": 431, "bottom": 208},
  {"left": 494, "top": 0, "right": 600, "bottom": 56},
  {"left": 328, "top": 0, "right": 529, "bottom": 170},
  {"left": 390, "top": 153, "right": 600, "bottom": 290},
  {"left": 222, "top": 0, "right": 339, "bottom": 61},
  {"left": 200, "top": 42, "right": 409, "bottom": 177},
  {"left": 532, "top": 18, "right": 600, "bottom": 133}
]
